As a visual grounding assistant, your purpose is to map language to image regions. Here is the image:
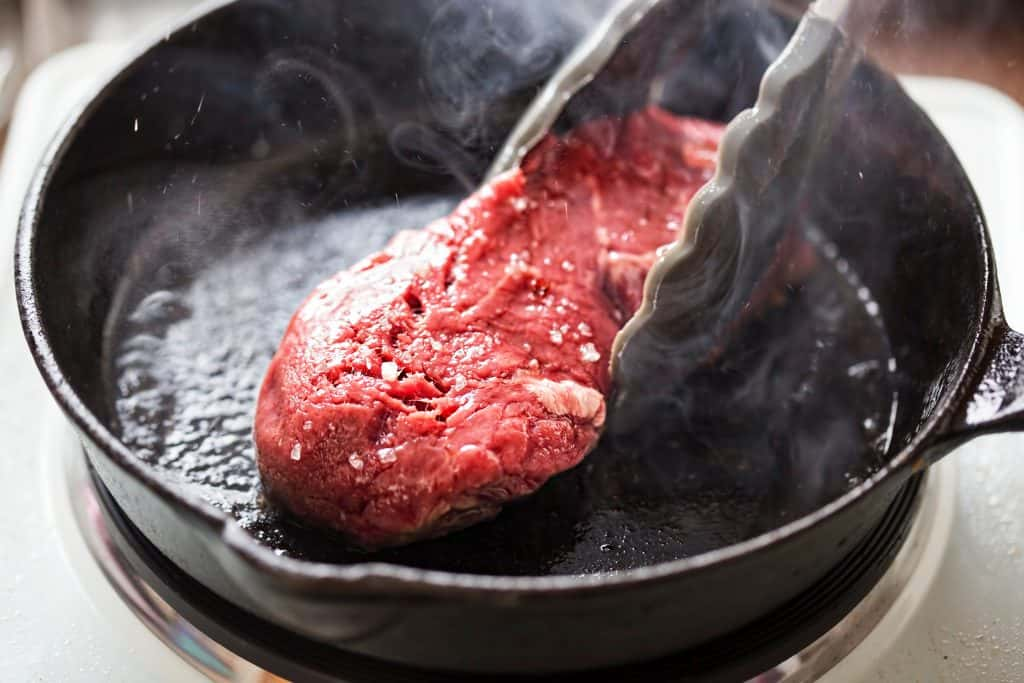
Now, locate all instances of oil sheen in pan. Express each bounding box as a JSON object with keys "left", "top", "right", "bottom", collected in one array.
[{"left": 106, "top": 194, "right": 898, "bottom": 576}]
